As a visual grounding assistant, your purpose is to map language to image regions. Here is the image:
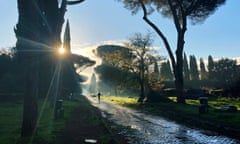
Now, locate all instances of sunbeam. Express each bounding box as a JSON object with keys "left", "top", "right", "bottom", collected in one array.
[
  {"left": 17, "top": 36, "right": 57, "bottom": 53},
  {"left": 35, "top": 60, "right": 63, "bottom": 141}
]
